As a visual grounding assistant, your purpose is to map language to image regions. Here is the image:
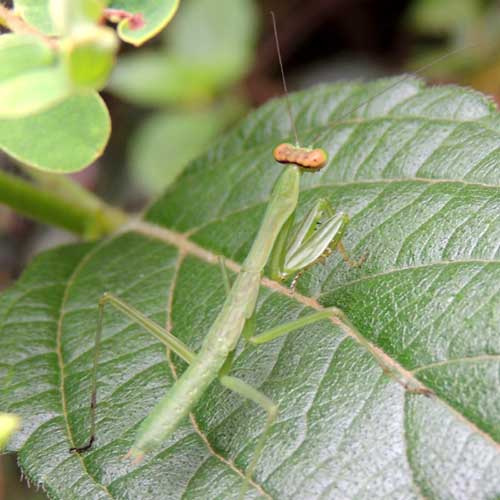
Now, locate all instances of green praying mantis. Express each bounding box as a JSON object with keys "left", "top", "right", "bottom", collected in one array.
[
  {"left": 71, "top": 122, "right": 366, "bottom": 496},
  {"left": 70, "top": 13, "right": 451, "bottom": 497}
]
